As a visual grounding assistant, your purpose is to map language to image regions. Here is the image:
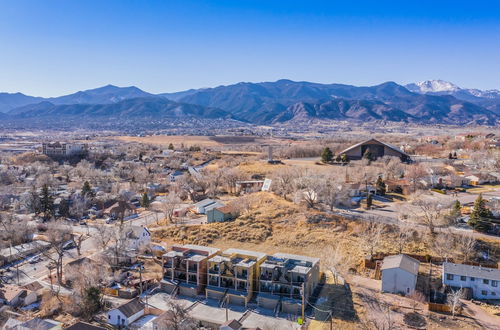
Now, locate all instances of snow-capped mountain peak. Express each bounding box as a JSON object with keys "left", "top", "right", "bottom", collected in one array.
[{"left": 411, "top": 80, "right": 460, "bottom": 93}]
